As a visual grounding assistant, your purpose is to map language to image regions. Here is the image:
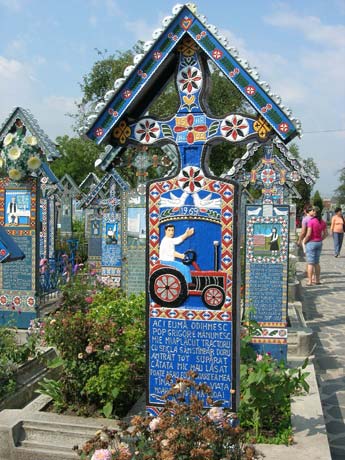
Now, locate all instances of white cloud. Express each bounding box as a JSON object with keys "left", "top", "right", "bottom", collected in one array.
[
  {"left": 219, "top": 28, "right": 306, "bottom": 110},
  {"left": 0, "top": 56, "right": 34, "bottom": 105},
  {"left": 218, "top": 28, "right": 247, "bottom": 56},
  {"left": 124, "top": 18, "right": 160, "bottom": 42},
  {"left": 264, "top": 9, "right": 345, "bottom": 49},
  {"left": 219, "top": 9, "right": 345, "bottom": 197},
  {"left": 43, "top": 95, "right": 76, "bottom": 112},
  {"left": 0, "top": 55, "right": 75, "bottom": 140},
  {"left": 37, "top": 96, "right": 76, "bottom": 138}
]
